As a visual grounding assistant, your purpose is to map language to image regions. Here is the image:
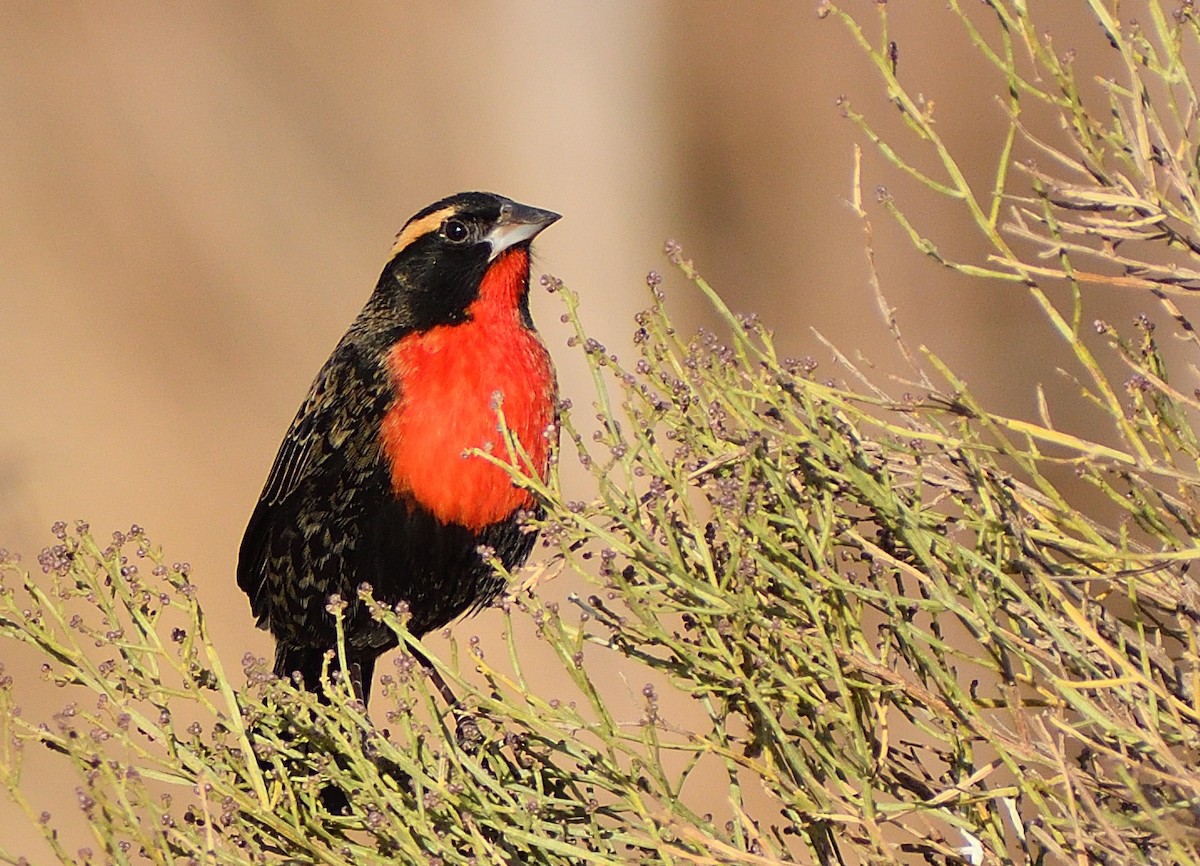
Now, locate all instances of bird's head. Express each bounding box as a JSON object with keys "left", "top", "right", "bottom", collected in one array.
[{"left": 377, "top": 191, "right": 560, "bottom": 328}]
